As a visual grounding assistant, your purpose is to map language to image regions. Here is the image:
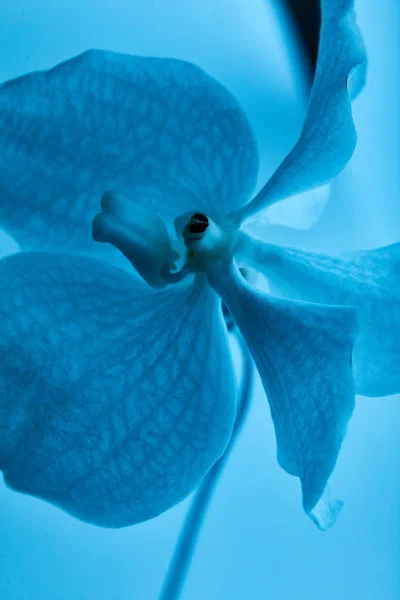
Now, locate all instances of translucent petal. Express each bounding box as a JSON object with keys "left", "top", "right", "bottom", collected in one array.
[
  {"left": 0, "top": 50, "right": 258, "bottom": 258},
  {"left": 0, "top": 252, "right": 236, "bottom": 527},
  {"left": 240, "top": 235, "right": 400, "bottom": 397},
  {"left": 260, "top": 184, "right": 331, "bottom": 230},
  {"left": 208, "top": 261, "right": 356, "bottom": 529},
  {"left": 228, "top": 0, "right": 366, "bottom": 226}
]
